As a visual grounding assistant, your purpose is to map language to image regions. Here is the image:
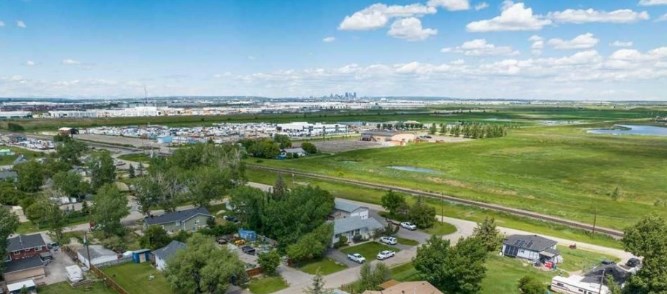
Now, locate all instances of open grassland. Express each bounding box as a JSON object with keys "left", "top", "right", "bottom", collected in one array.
[
  {"left": 250, "top": 124, "right": 667, "bottom": 231},
  {"left": 102, "top": 263, "right": 172, "bottom": 294}
]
